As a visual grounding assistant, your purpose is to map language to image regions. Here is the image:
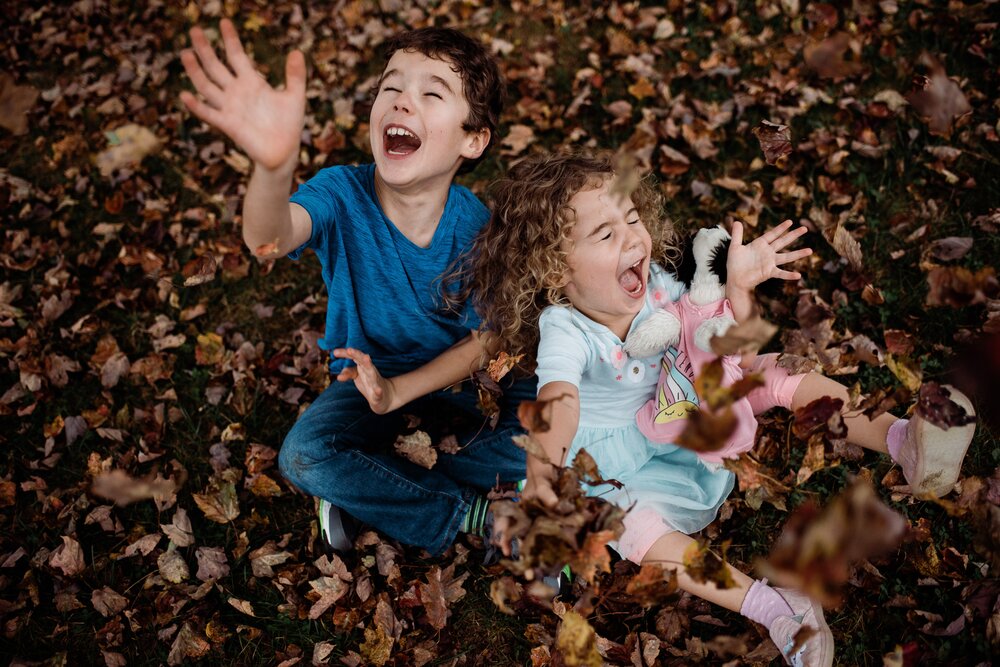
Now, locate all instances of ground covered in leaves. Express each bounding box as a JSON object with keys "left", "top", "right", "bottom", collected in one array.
[{"left": 2, "top": 0, "right": 999, "bottom": 665}]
